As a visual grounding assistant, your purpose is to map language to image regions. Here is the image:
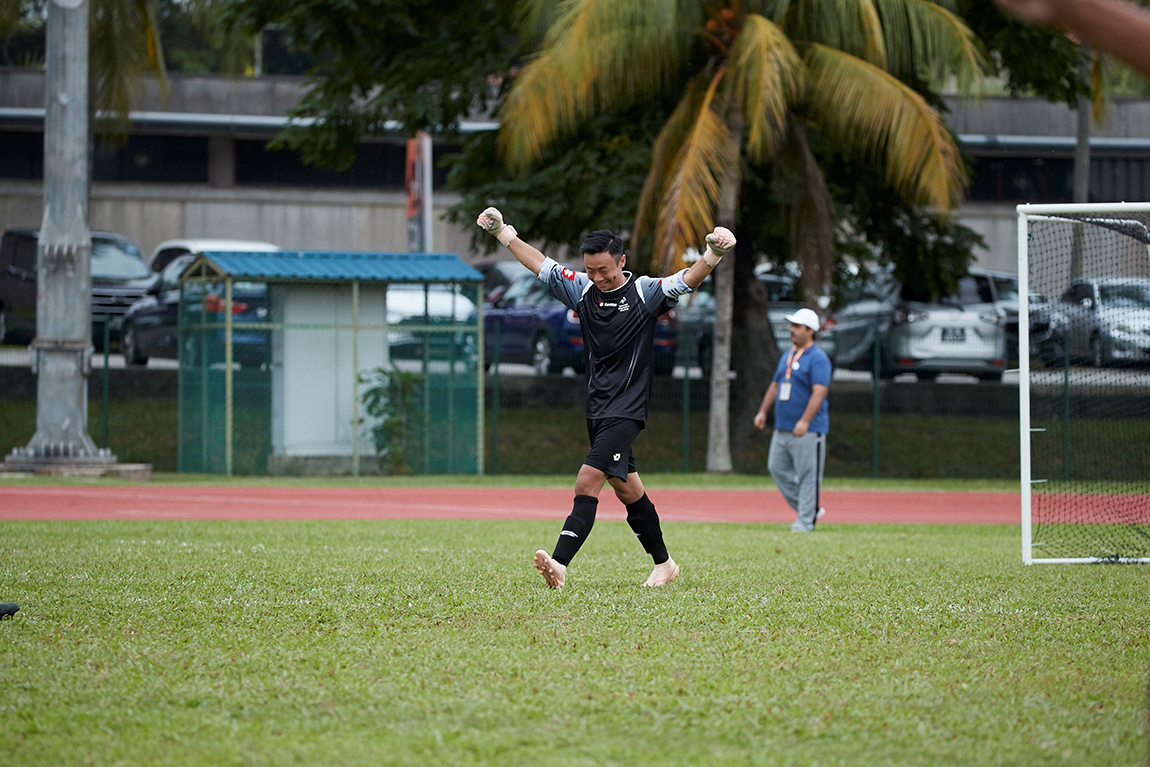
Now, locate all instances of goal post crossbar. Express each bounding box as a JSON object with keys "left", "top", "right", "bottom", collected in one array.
[{"left": 1017, "top": 202, "right": 1150, "bottom": 214}]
